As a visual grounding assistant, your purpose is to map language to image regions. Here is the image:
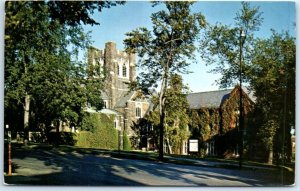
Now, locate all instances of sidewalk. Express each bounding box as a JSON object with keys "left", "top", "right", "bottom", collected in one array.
[
  {"left": 6, "top": 143, "right": 294, "bottom": 173},
  {"left": 167, "top": 156, "right": 275, "bottom": 170}
]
